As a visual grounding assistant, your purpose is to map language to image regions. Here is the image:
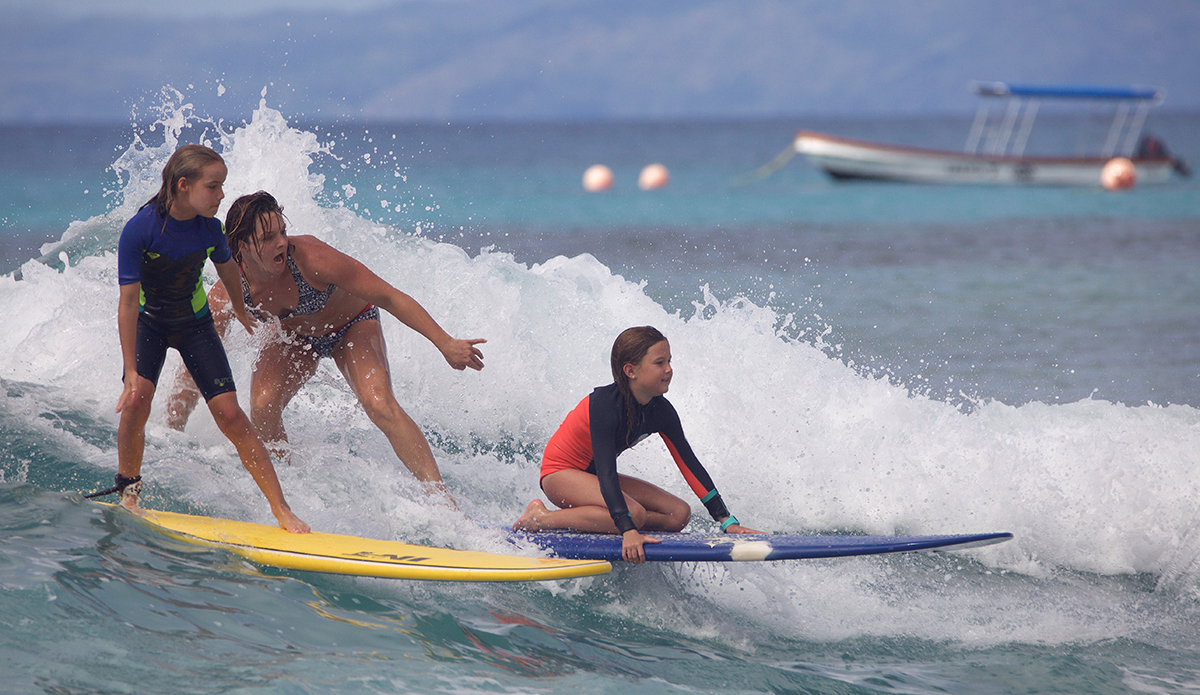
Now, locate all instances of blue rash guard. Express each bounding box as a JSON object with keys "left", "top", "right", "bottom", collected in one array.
[
  {"left": 117, "top": 204, "right": 237, "bottom": 400},
  {"left": 118, "top": 204, "right": 232, "bottom": 324}
]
